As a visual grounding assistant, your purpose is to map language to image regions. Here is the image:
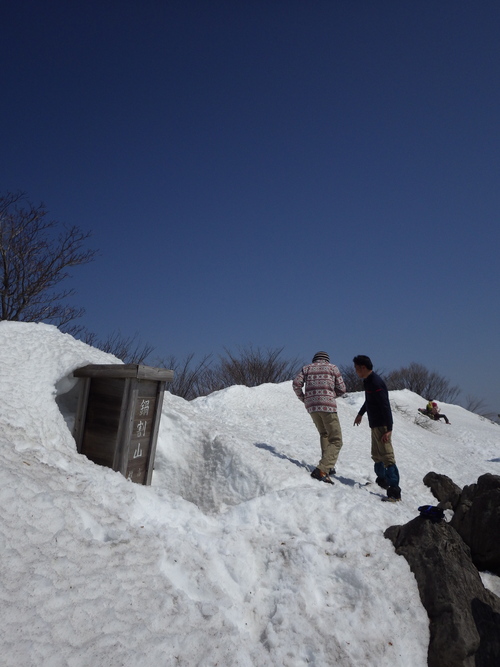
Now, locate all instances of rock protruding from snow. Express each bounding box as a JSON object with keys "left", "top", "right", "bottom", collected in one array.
[
  {"left": 424, "top": 471, "right": 500, "bottom": 575},
  {"left": 423, "top": 470, "right": 463, "bottom": 510},
  {"left": 450, "top": 473, "right": 500, "bottom": 576},
  {"left": 385, "top": 515, "right": 500, "bottom": 667}
]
